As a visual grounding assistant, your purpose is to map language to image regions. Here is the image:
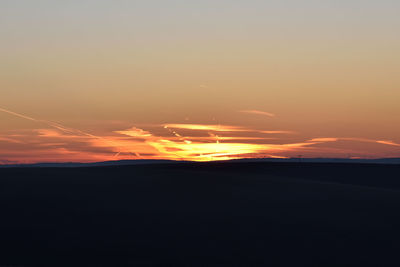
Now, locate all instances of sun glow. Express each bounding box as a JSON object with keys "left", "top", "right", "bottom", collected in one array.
[{"left": 113, "top": 125, "right": 311, "bottom": 161}]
